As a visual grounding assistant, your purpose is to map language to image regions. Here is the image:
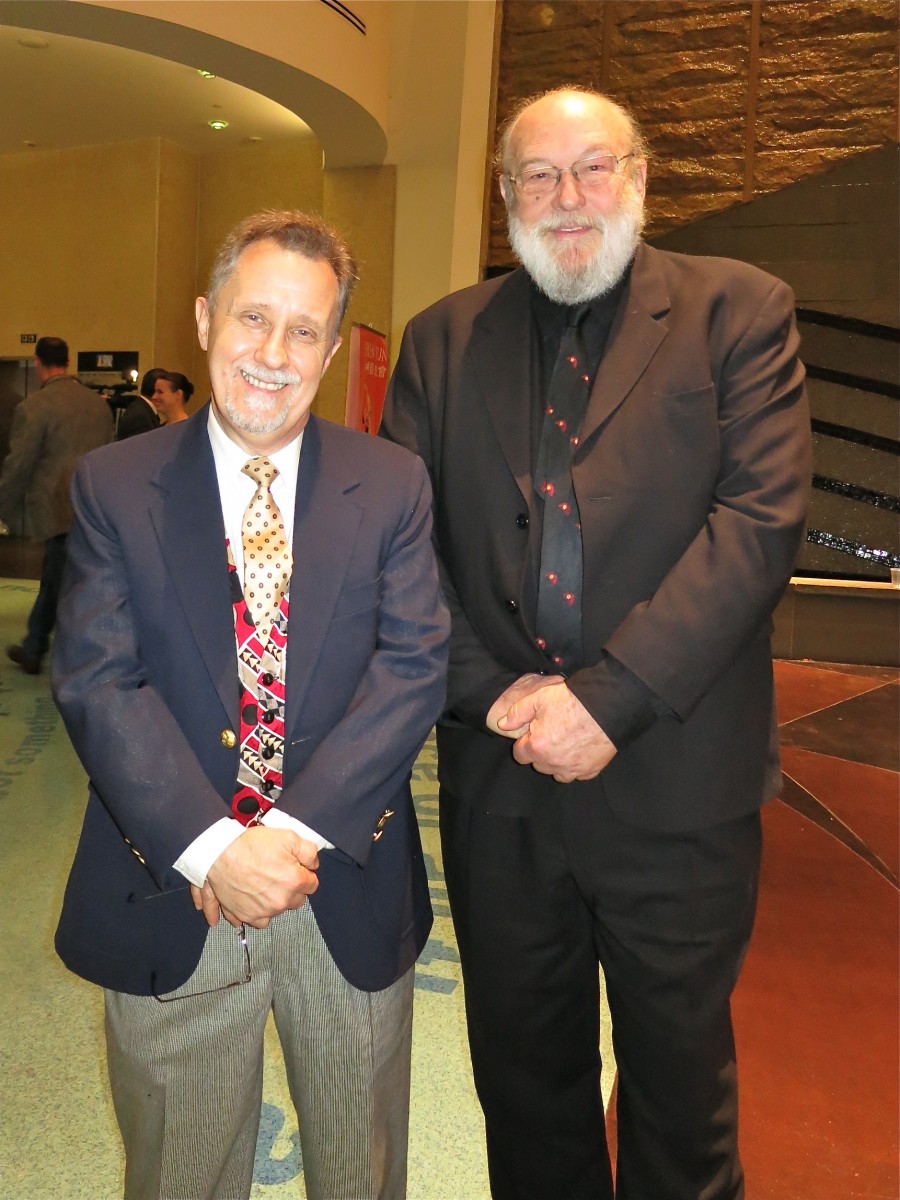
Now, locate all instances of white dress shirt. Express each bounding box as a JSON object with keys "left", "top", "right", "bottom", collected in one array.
[{"left": 173, "top": 407, "right": 333, "bottom": 888}]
